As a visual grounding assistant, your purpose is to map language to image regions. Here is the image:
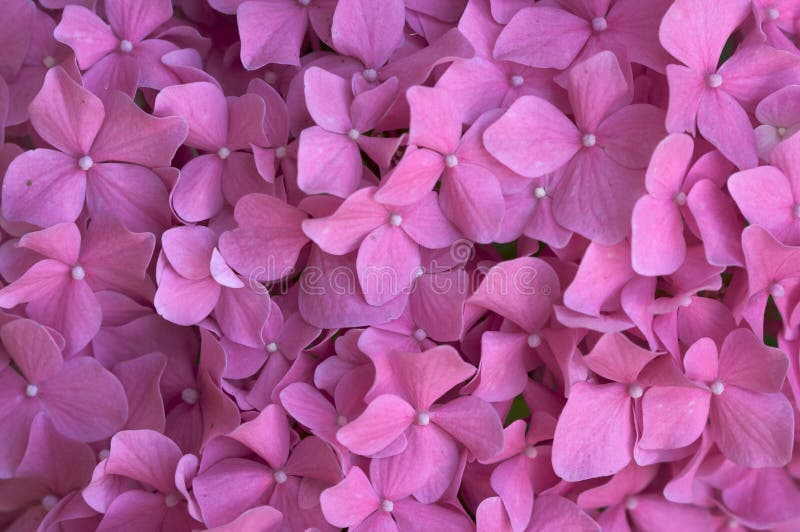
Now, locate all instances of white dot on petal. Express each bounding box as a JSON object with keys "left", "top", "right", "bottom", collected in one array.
[
  {"left": 766, "top": 7, "right": 780, "bottom": 20},
  {"left": 274, "top": 470, "right": 288, "bottom": 483},
  {"left": 263, "top": 71, "right": 278, "bottom": 84},
  {"left": 218, "top": 147, "right": 231, "bottom": 159},
  {"left": 71, "top": 265, "right": 86, "bottom": 280},
  {"left": 415, "top": 267, "right": 425, "bottom": 278},
  {"left": 628, "top": 383, "right": 644, "bottom": 399},
  {"left": 41, "top": 495, "right": 59, "bottom": 511},
  {"left": 413, "top": 328, "right": 427, "bottom": 342},
  {"left": 78, "top": 155, "right": 93, "bottom": 171},
  {"left": 416, "top": 411, "right": 430, "bottom": 426},
  {"left": 347, "top": 129, "right": 360, "bottom": 141},
  {"left": 524, "top": 445, "right": 538, "bottom": 459},
  {"left": 625, "top": 496, "right": 638, "bottom": 510},
  {"left": 181, "top": 387, "right": 199, "bottom": 405},
  {"left": 275, "top": 146, "right": 287, "bottom": 159},
  {"left": 42, "top": 56, "right": 56, "bottom": 68},
  {"left": 778, "top": 127, "right": 788, "bottom": 137},
  {"left": 591, "top": 17, "right": 607, "bottom": 32},
  {"left": 98, "top": 449, "right": 110, "bottom": 461},
  {"left": 673, "top": 191, "right": 687, "bottom": 205},
  {"left": 445, "top": 154, "right": 459, "bottom": 168},
  {"left": 534, "top": 187, "right": 547, "bottom": 199},
  {"left": 770, "top": 282, "right": 786, "bottom": 298},
  {"left": 582, "top": 133, "right": 596, "bottom": 147},
  {"left": 510, "top": 75, "right": 524, "bottom": 87},
  {"left": 266, "top": 342, "right": 279, "bottom": 353},
  {"left": 164, "top": 493, "right": 179, "bottom": 507},
  {"left": 336, "top": 415, "right": 347, "bottom": 426},
  {"left": 388, "top": 213, "right": 403, "bottom": 227},
  {"left": 706, "top": 74, "right": 723, "bottom": 88},
  {"left": 710, "top": 380, "right": 725, "bottom": 395},
  {"left": 25, "top": 384, "right": 39, "bottom": 397},
  {"left": 381, "top": 500, "right": 394, "bottom": 512},
  {"left": 119, "top": 40, "right": 133, "bottom": 53},
  {"left": 362, "top": 68, "right": 378, "bottom": 82},
  {"left": 527, "top": 333, "right": 542, "bottom": 348}
]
